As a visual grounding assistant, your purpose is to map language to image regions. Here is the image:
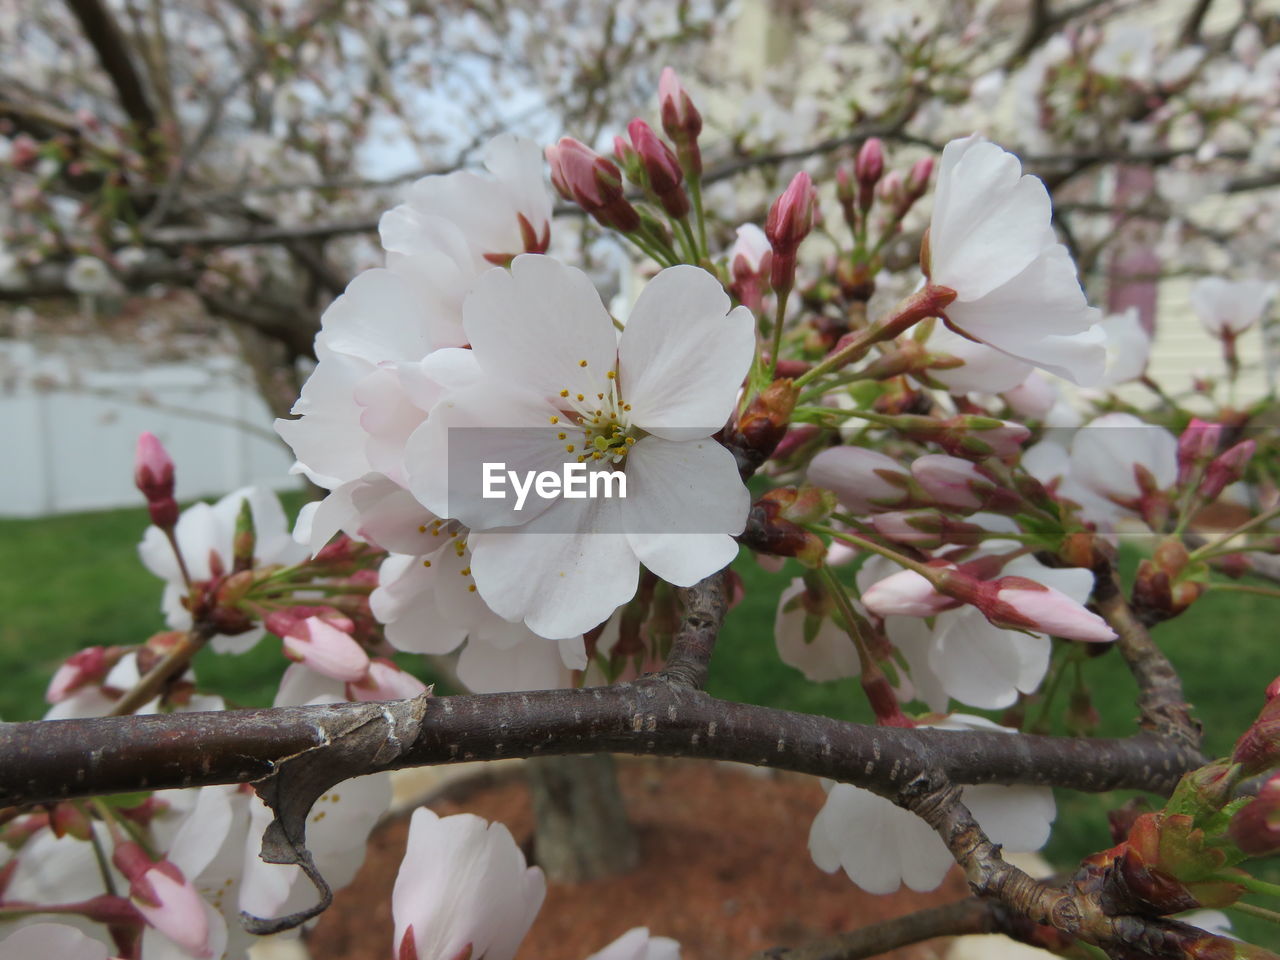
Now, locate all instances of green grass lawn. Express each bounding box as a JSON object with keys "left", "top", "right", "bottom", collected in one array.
[{"left": 2, "top": 500, "right": 1278, "bottom": 943}]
